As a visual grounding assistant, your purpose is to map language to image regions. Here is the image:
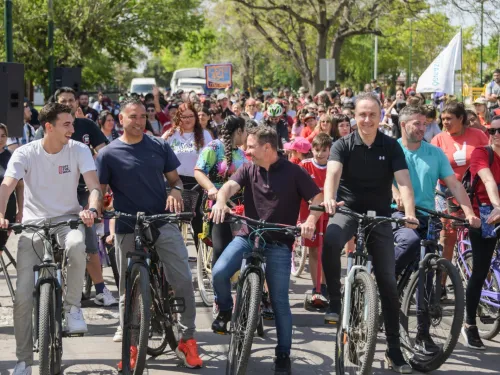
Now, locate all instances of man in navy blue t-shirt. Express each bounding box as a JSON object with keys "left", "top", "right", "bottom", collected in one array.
[{"left": 96, "top": 97, "right": 203, "bottom": 369}]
